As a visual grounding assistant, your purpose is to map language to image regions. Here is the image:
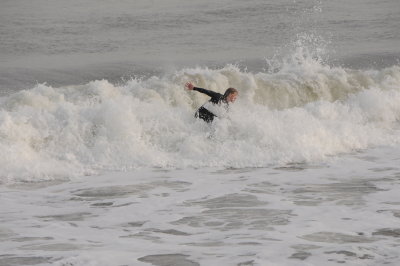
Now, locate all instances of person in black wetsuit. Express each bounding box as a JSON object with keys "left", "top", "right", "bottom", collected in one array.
[{"left": 185, "top": 82, "right": 238, "bottom": 123}]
